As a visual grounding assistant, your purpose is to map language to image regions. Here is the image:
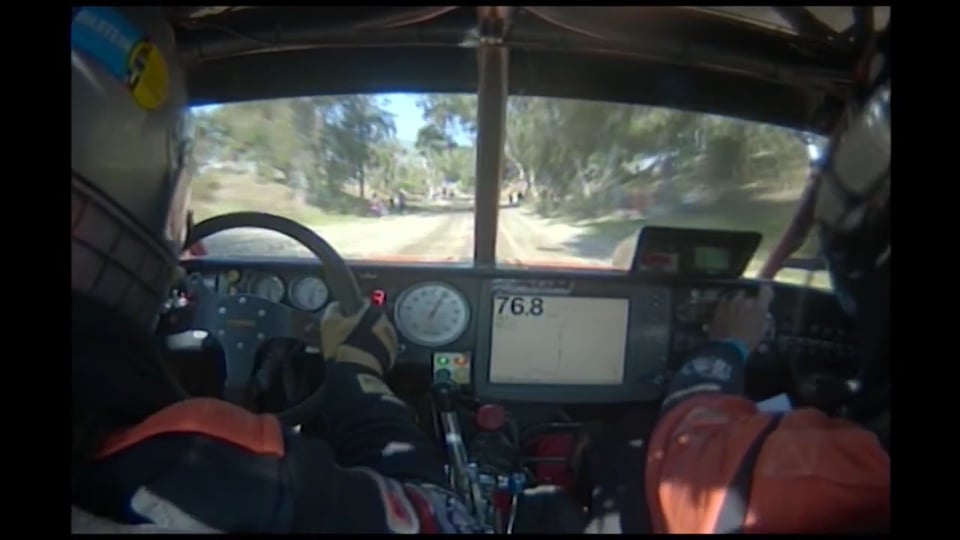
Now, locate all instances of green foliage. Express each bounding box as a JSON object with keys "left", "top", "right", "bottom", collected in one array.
[
  {"left": 192, "top": 92, "right": 812, "bottom": 222},
  {"left": 414, "top": 95, "right": 478, "bottom": 190},
  {"left": 501, "top": 97, "right": 812, "bottom": 221}
]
